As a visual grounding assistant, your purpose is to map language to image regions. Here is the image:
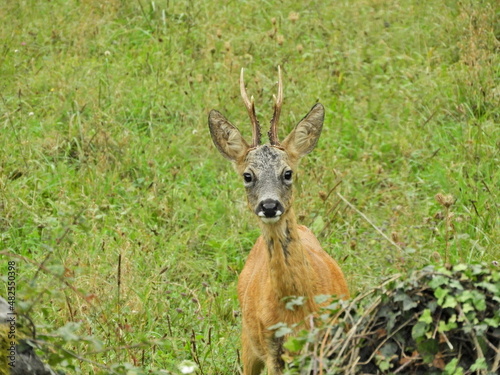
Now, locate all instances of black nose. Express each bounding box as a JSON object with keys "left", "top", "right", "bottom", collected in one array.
[{"left": 260, "top": 199, "right": 282, "bottom": 218}]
